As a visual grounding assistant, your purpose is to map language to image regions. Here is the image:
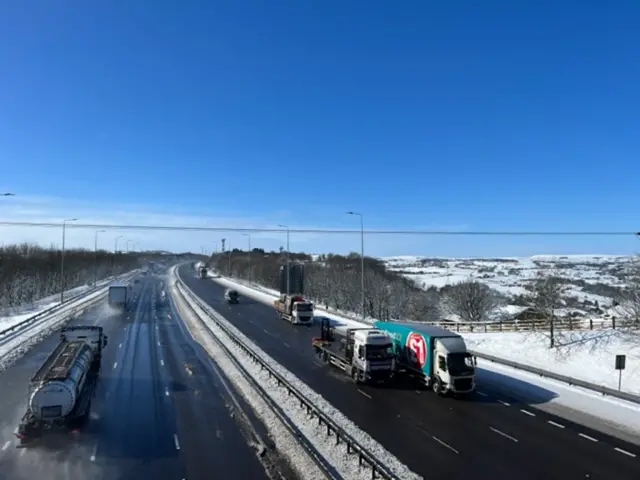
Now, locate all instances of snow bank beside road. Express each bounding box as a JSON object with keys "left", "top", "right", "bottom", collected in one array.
[{"left": 464, "top": 331, "right": 640, "bottom": 396}]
